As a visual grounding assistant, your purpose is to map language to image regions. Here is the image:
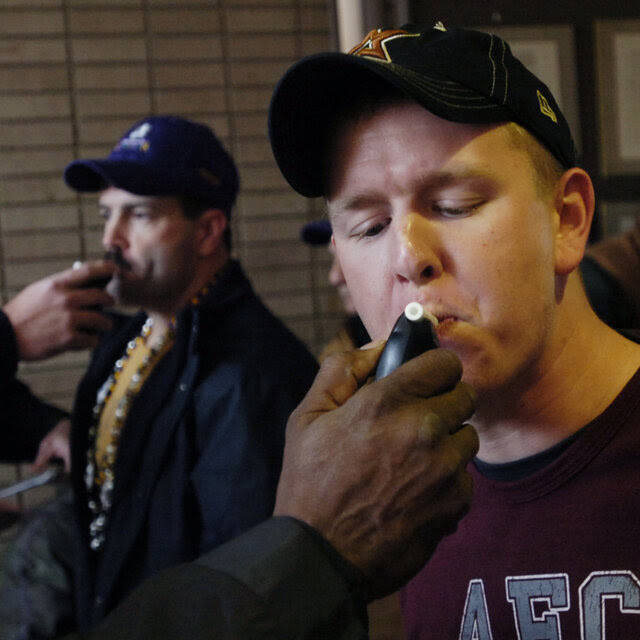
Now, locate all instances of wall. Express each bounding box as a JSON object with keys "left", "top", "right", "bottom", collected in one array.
[
  {"left": 0, "top": 0, "right": 346, "bottom": 518},
  {"left": 0, "top": 0, "right": 343, "bottom": 415},
  {"left": 409, "top": 1, "right": 640, "bottom": 240}
]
